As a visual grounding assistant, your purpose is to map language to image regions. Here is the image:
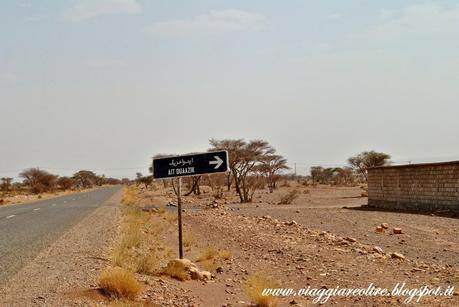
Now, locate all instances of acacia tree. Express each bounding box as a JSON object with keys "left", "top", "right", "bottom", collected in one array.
[
  {"left": 333, "top": 167, "right": 355, "bottom": 185},
  {"left": 57, "top": 176, "right": 76, "bottom": 190},
  {"left": 1, "top": 177, "right": 13, "bottom": 192},
  {"left": 209, "top": 139, "right": 275, "bottom": 203},
  {"left": 348, "top": 151, "right": 391, "bottom": 181},
  {"left": 310, "top": 166, "right": 324, "bottom": 184},
  {"left": 73, "top": 170, "right": 98, "bottom": 188},
  {"left": 20, "top": 168, "right": 58, "bottom": 194},
  {"left": 258, "top": 154, "right": 289, "bottom": 193},
  {"left": 139, "top": 175, "right": 153, "bottom": 188}
]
